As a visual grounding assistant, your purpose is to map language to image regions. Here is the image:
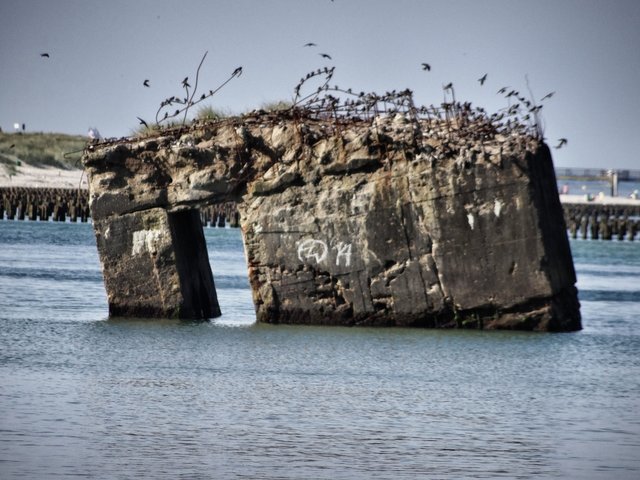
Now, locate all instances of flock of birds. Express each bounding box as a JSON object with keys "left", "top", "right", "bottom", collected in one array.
[
  {"left": 38, "top": 47, "right": 567, "bottom": 149},
  {"left": 289, "top": 44, "right": 567, "bottom": 149}
]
